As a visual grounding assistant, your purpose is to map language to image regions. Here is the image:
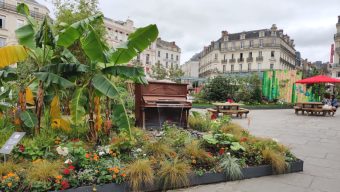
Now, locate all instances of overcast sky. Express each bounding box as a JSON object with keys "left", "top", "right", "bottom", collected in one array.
[{"left": 38, "top": 0, "right": 340, "bottom": 64}]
